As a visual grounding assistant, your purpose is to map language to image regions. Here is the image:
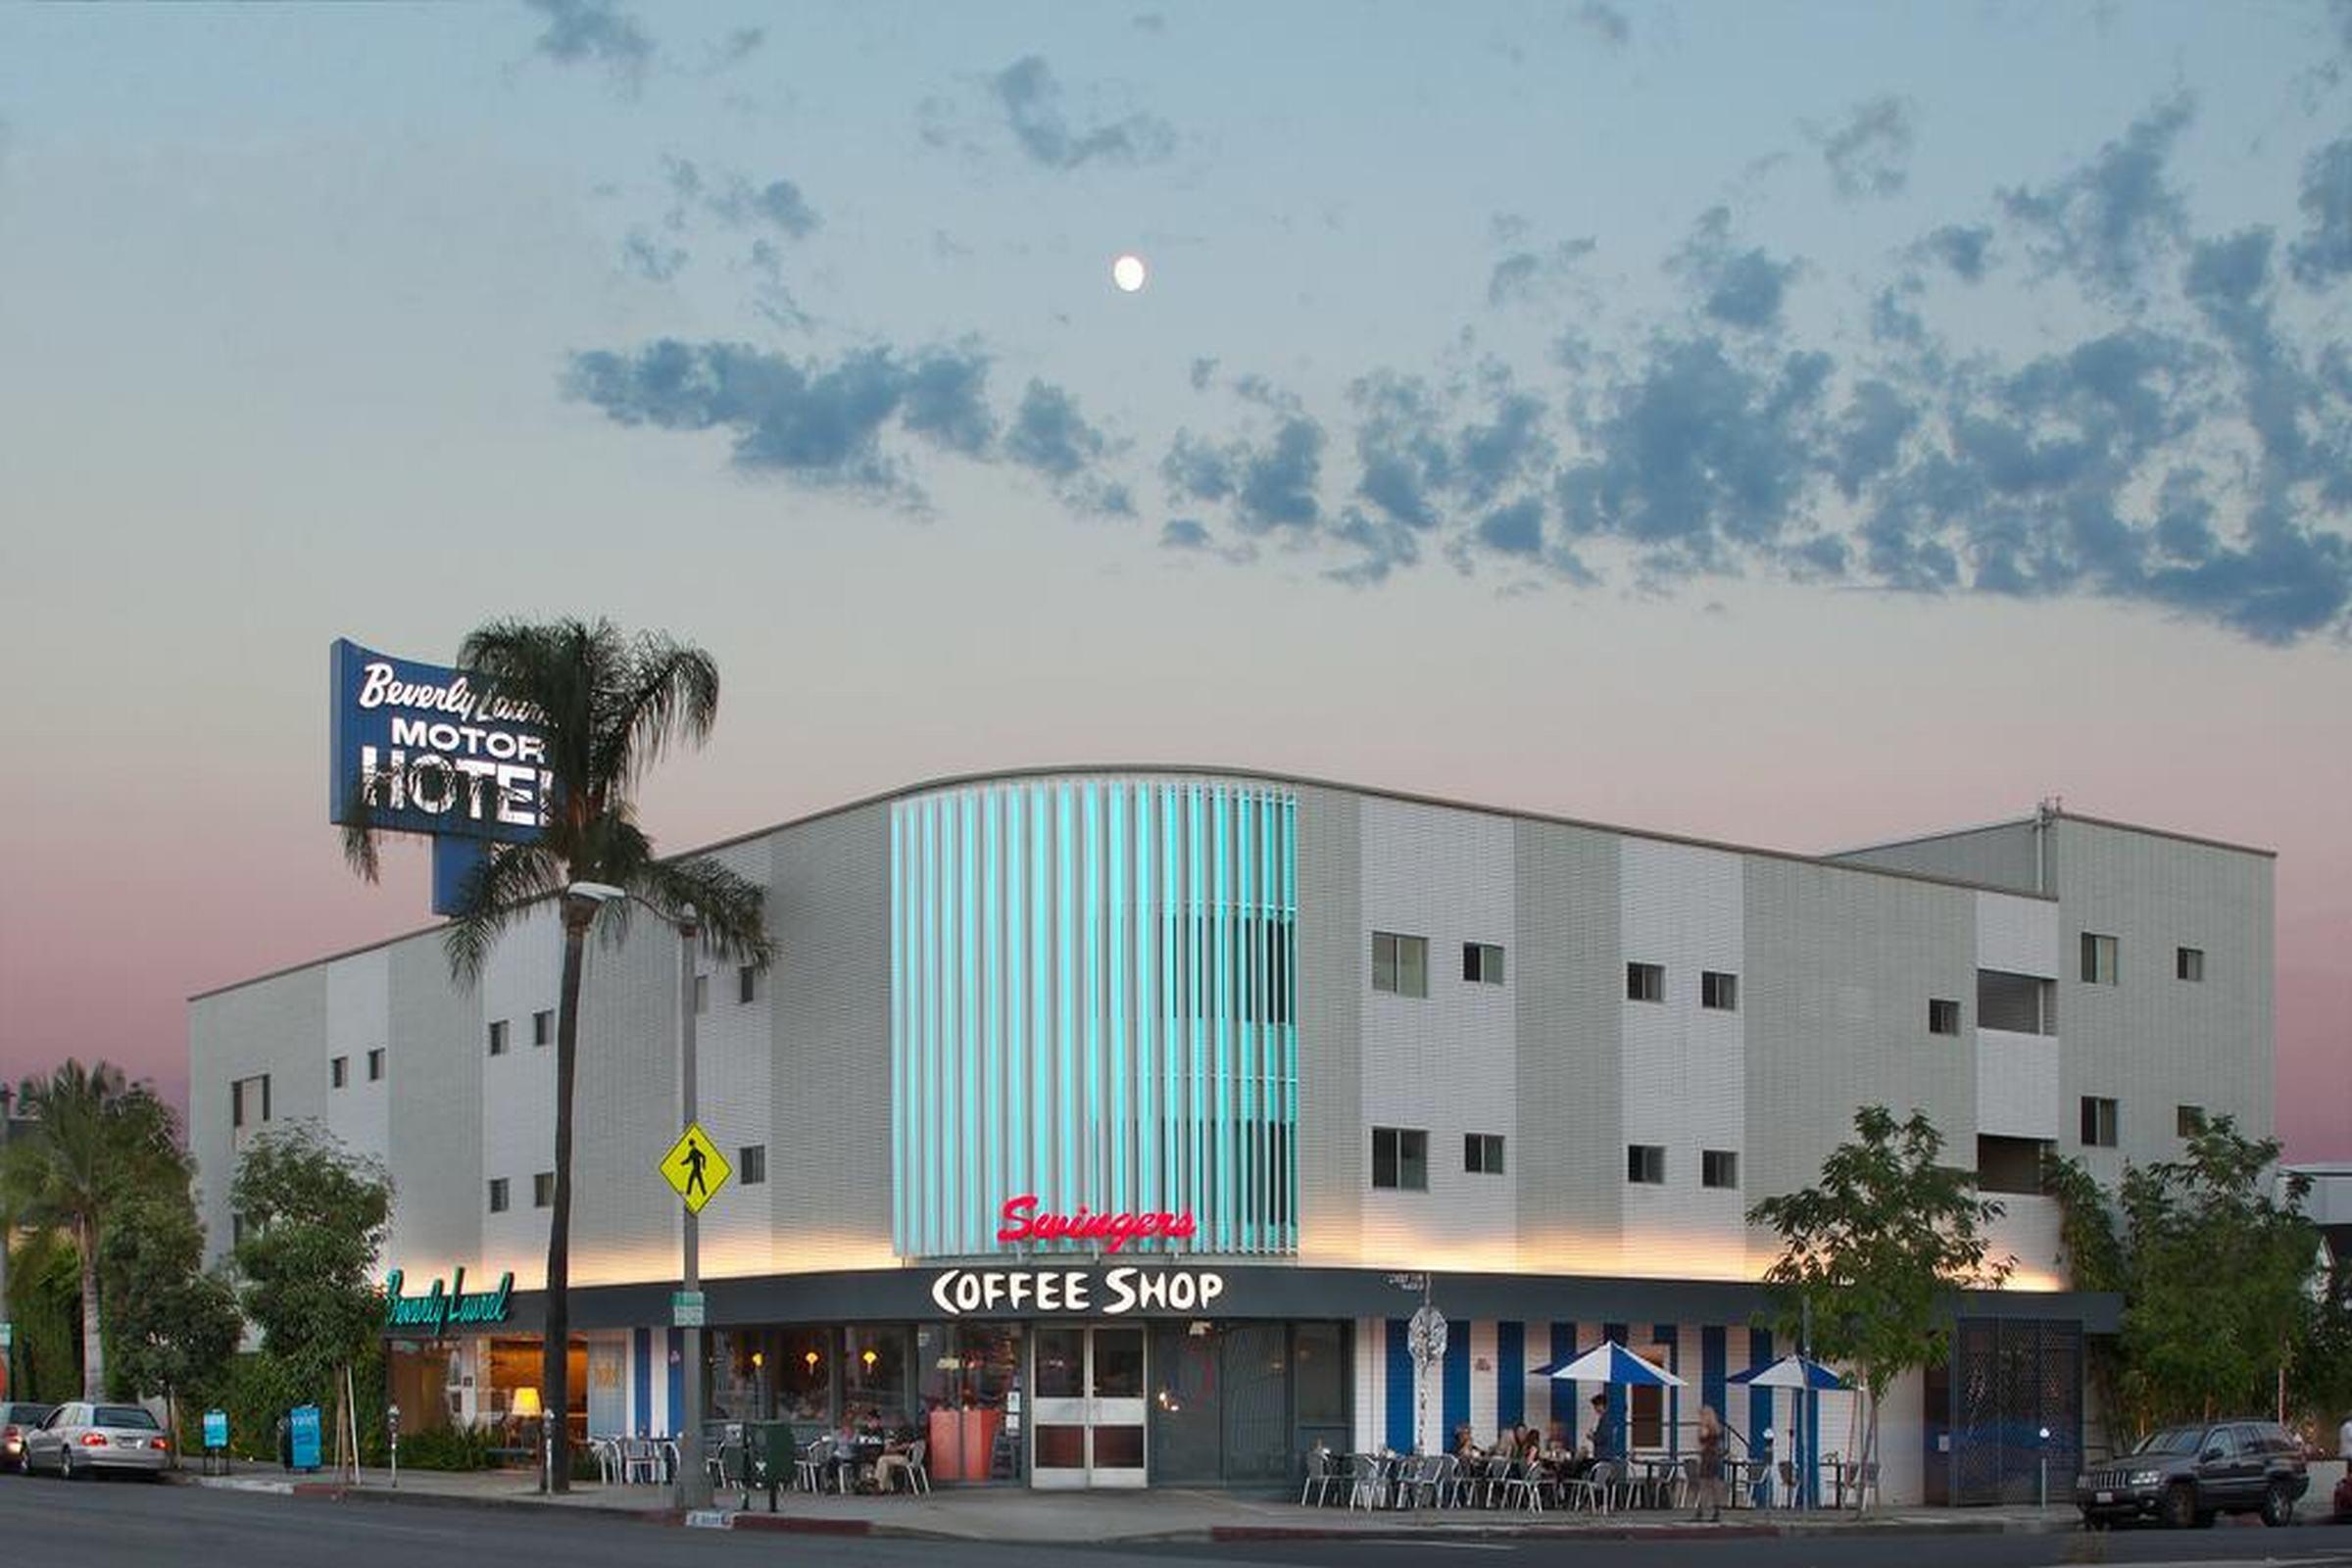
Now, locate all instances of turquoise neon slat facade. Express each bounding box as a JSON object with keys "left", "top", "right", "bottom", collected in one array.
[{"left": 891, "top": 776, "right": 1298, "bottom": 1257}]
